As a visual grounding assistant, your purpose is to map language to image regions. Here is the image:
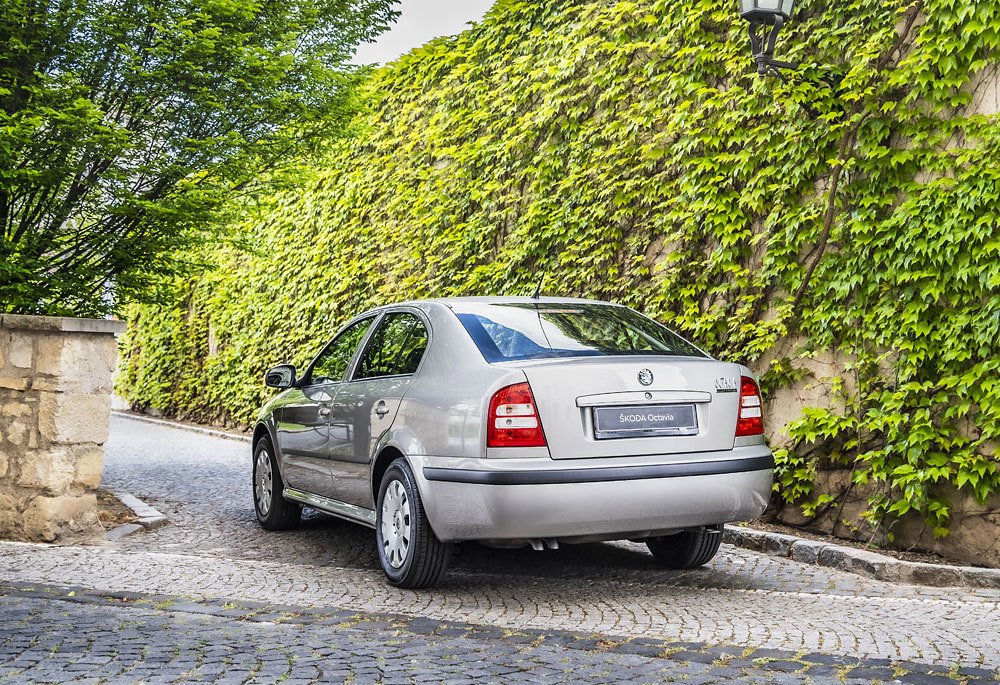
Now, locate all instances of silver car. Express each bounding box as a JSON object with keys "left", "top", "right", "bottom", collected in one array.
[{"left": 252, "top": 297, "right": 772, "bottom": 588}]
